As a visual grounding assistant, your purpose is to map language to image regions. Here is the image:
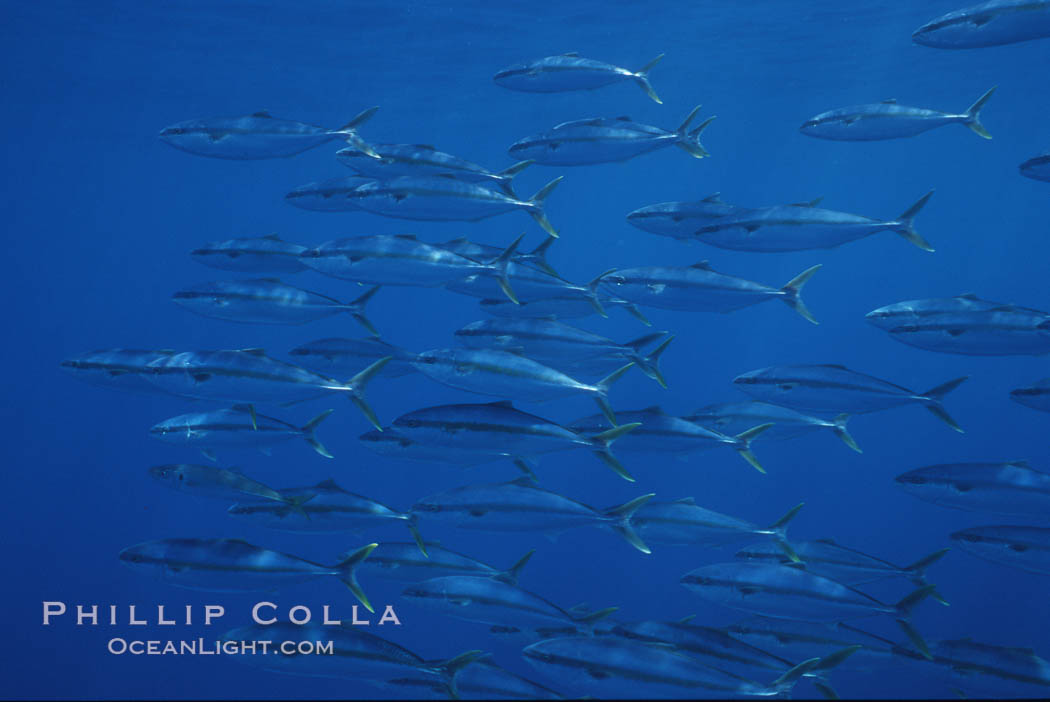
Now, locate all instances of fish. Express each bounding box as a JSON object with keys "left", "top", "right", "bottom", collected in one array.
[
  {"left": 344, "top": 176, "right": 562, "bottom": 237},
  {"left": 285, "top": 176, "right": 369, "bottom": 211},
  {"left": 1020, "top": 152, "right": 1050, "bottom": 182},
  {"left": 402, "top": 575, "right": 617, "bottom": 631},
  {"left": 733, "top": 364, "right": 968, "bottom": 432},
  {"left": 143, "top": 349, "right": 390, "bottom": 429},
  {"left": 494, "top": 52, "right": 664, "bottom": 103},
  {"left": 865, "top": 293, "right": 1004, "bottom": 330},
  {"left": 441, "top": 656, "right": 565, "bottom": 700},
  {"left": 912, "top": 0, "right": 1050, "bottom": 49},
  {"left": 149, "top": 405, "right": 334, "bottom": 459},
  {"left": 358, "top": 427, "right": 523, "bottom": 473},
  {"left": 629, "top": 499, "right": 803, "bottom": 556},
  {"left": 337, "top": 142, "right": 533, "bottom": 195},
  {"left": 225, "top": 620, "right": 482, "bottom": 691},
  {"left": 441, "top": 235, "right": 559, "bottom": 277},
  {"left": 568, "top": 407, "right": 773, "bottom": 473},
  {"left": 227, "top": 479, "right": 425, "bottom": 552},
  {"left": 952, "top": 525, "right": 1050, "bottom": 575},
  {"left": 680, "top": 562, "right": 937, "bottom": 658},
  {"left": 190, "top": 234, "right": 308, "bottom": 273},
  {"left": 878, "top": 306, "right": 1050, "bottom": 356},
  {"left": 411, "top": 476, "right": 655, "bottom": 553},
  {"left": 479, "top": 293, "right": 651, "bottom": 326},
  {"left": 411, "top": 348, "right": 633, "bottom": 425},
  {"left": 60, "top": 348, "right": 177, "bottom": 395},
  {"left": 928, "top": 638, "right": 1050, "bottom": 690},
  {"left": 895, "top": 461, "right": 1050, "bottom": 517},
  {"left": 689, "top": 192, "right": 936, "bottom": 252},
  {"left": 508, "top": 105, "right": 714, "bottom": 166},
  {"left": 360, "top": 543, "right": 534, "bottom": 584},
  {"left": 118, "top": 538, "right": 378, "bottom": 611},
  {"left": 158, "top": 107, "right": 380, "bottom": 159},
  {"left": 800, "top": 88, "right": 996, "bottom": 141},
  {"left": 735, "top": 539, "right": 950, "bottom": 593},
  {"left": 685, "top": 401, "right": 860, "bottom": 453},
  {"left": 147, "top": 463, "right": 314, "bottom": 513},
  {"left": 389, "top": 401, "right": 641, "bottom": 480},
  {"left": 626, "top": 192, "right": 747, "bottom": 240},
  {"left": 289, "top": 337, "right": 418, "bottom": 378},
  {"left": 600, "top": 262, "right": 821, "bottom": 324},
  {"left": 452, "top": 268, "right": 613, "bottom": 317},
  {"left": 301, "top": 233, "right": 523, "bottom": 303},
  {"left": 454, "top": 318, "right": 672, "bottom": 386},
  {"left": 172, "top": 279, "right": 382, "bottom": 336},
  {"left": 521, "top": 635, "right": 827, "bottom": 698},
  {"left": 1011, "top": 378, "right": 1050, "bottom": 413}
]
